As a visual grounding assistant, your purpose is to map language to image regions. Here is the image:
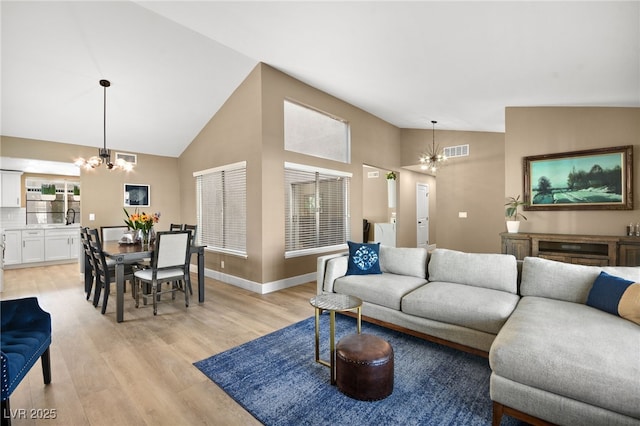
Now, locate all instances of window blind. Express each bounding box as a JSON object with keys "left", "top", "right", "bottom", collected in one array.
[
  {"left": 285, "top": 162, "right": 351, "bottom": 258},
  {"left": 194, "top": 162, "right": 247, "bottom": 256}
]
